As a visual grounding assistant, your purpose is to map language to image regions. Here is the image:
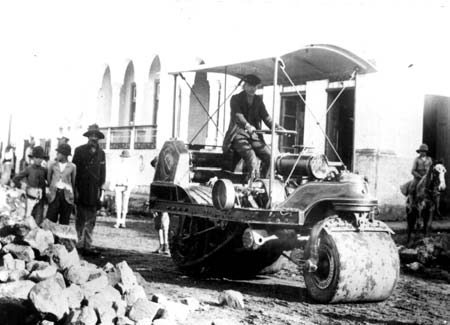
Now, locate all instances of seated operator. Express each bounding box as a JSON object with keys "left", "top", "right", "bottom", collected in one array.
[{"left": 222, "top": 74, "right": 284, "bottom": 181}]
